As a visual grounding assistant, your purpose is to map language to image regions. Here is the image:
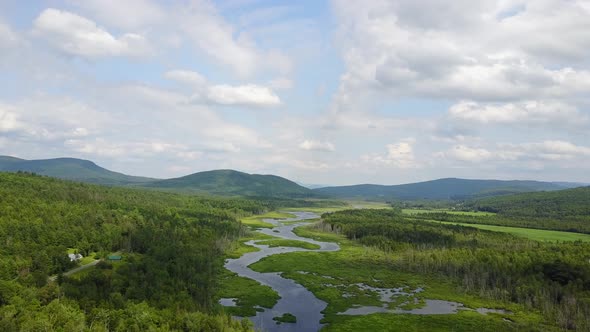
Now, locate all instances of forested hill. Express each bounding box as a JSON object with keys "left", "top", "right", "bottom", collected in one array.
[
  {"left": 313, "top": 178, "right": 576, "bottom": 200},
  {"left": 0, "top": 172, "right": 260, "bottom": 331},
  {"left": 0, "top": 155, "right": 155, "bottom": 186},
  {"left": 0, "top": 156, "right": 314, "bottom": 198},
  {"left": 467, "top": 186, "right": 590, "bottom": 219},
  {"left": 143, "top": 169, "right": 315, "bottom": 198},
  {"left": 2, "top": 155, "right": 584, "bottom": 201}
]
